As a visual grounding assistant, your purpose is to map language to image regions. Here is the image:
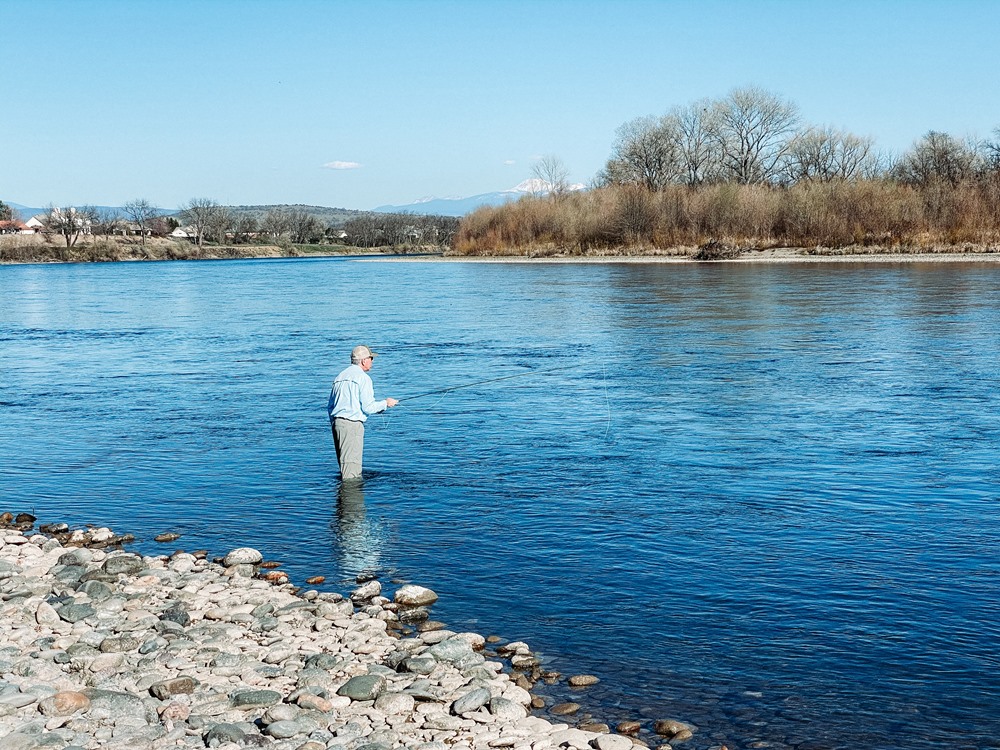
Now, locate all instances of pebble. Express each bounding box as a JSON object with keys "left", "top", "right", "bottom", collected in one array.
[
  {"left": 568, "top": 674, "right": 600, "bottom": 687},
  {"left": 0, "top": 522, "right": 708, "bottom": 750},
  {"left": 394, "top": 584, "right": 439, "bottom": 607},
  {"left": 551, "top": 702, "right": 581, "bottom": 716},
  {"left": 617, "top": 721, "right": 643, "bottom": 735}
]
